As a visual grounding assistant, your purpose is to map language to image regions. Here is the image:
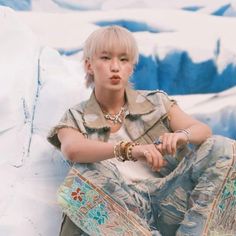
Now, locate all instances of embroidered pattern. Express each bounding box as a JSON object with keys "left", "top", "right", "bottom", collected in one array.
[
  {"left": 57, "top": 167, "right": 151, "bottom": 236},
  {"left": 205, "top": 142, "right": 236, "bottom": 236},
  {"left": 71, "top": 187, "right": 85, "bottom": 201}
]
